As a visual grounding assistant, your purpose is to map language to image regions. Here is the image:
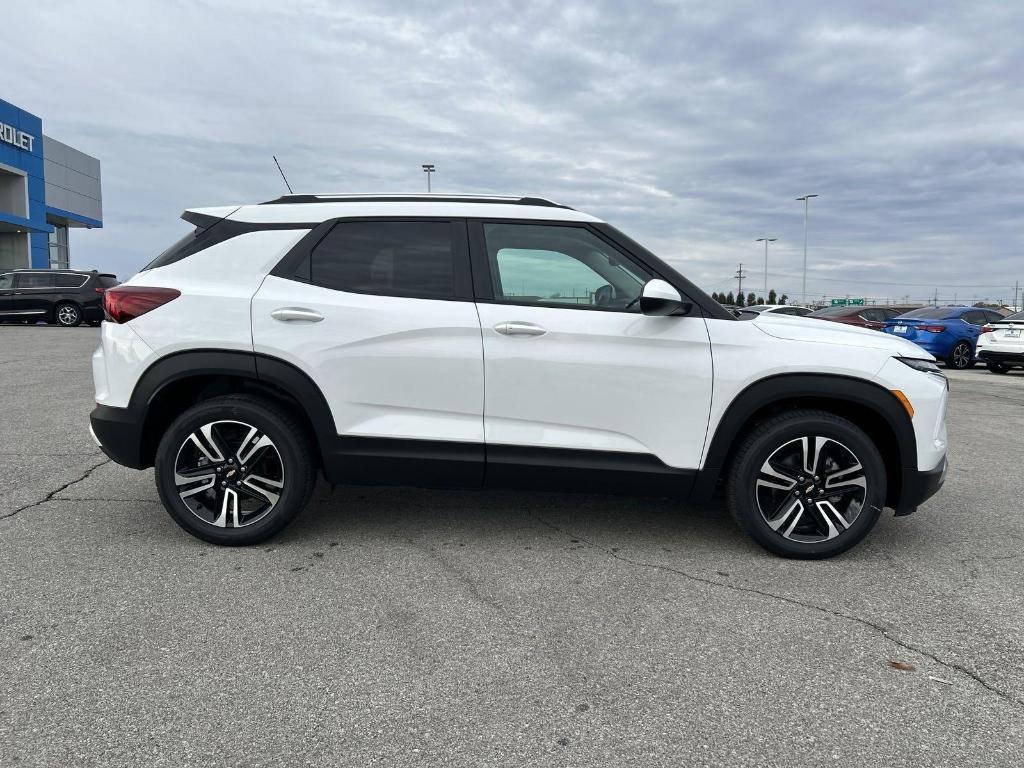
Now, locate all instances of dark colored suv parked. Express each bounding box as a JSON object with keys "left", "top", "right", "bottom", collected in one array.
[{"left": 0, "top": 269, "right": 118, "bottom": 327}]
